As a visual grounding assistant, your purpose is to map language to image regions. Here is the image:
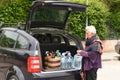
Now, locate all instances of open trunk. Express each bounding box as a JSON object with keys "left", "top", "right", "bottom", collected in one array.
[
  {"left": 26, "top": 0, "right": 86, "bottom": 73},
  {"left": 33, "top": 32, "right": 82, "bottom": 72}
]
